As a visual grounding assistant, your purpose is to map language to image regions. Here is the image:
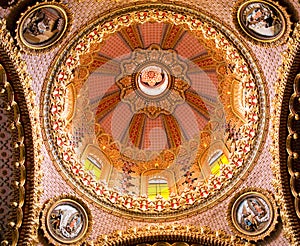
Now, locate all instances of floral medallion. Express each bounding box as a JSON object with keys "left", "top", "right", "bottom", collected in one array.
[
  {"left": 116, "top": 44, "right": 190, "bottom": 118},
  {"left": 42, "top": 4, "right": 267, "bottom": 220}
]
